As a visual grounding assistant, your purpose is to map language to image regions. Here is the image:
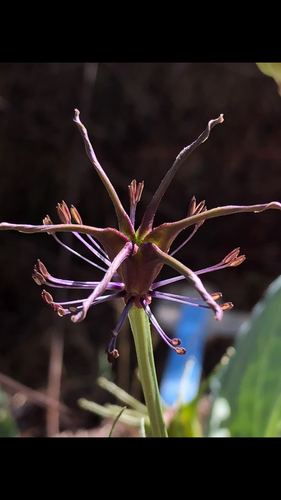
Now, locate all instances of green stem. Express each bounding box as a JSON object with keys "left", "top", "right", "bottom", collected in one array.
[{"left": 128, "top": 305, "right": 168, "bottom": 437}]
